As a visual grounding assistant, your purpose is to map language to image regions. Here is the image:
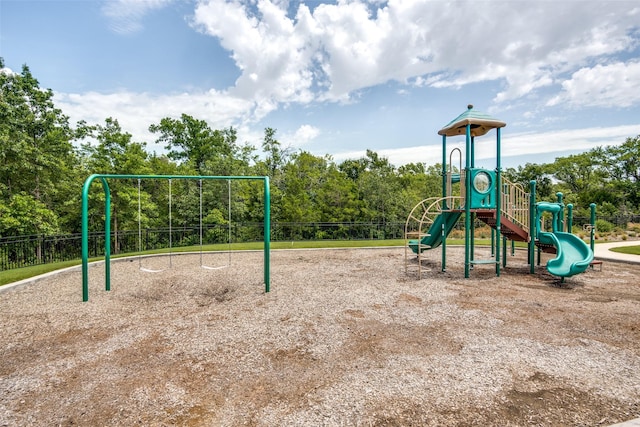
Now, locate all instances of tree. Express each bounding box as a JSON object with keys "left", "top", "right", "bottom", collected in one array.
[
  {"left": 606, "top": 135, "right": 640, "bottom": 208},
  {"left": 398, "top": 162, "right": 441, "bottom": 205},
  {"left": 548, "top": 149, "right": 615, "bottom": 210},
  {"left": 0, "top": 192, "right": 60, "bottom": 237},
  {"left": 201, "top": 126, "right": 256, "bottom": 176},
  {"left": 80, "top": 118, "right": 151, "bottom": 251},
  {"left": 81, "top": 118, "right": 150, "bottom": 174},
  {"left": 280, "top": 151, "right": 326, "bottom": 223},
  {"left": 504, "top": 163, "right": 554, "bottom": 201},
  {"left": 259, "top": 127, "right": 289, "bottom": 178},
  {"left": 0, "top": 59, "right": 75, "bottom": 209},
  {"left": 250, "top": 128, "right": 290, "bottom": 223},
  {"left": 338, "top": 158, "right": 368, "bottom": 182},
  {"left": 149, "top": 114, "right": 237, "bottom": 175},
  {"left": 316, "top": 163, "right": 362, "bottom": 223},
  {"left": 356, "top": 151, "right": 405, "bottom": 223}
]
